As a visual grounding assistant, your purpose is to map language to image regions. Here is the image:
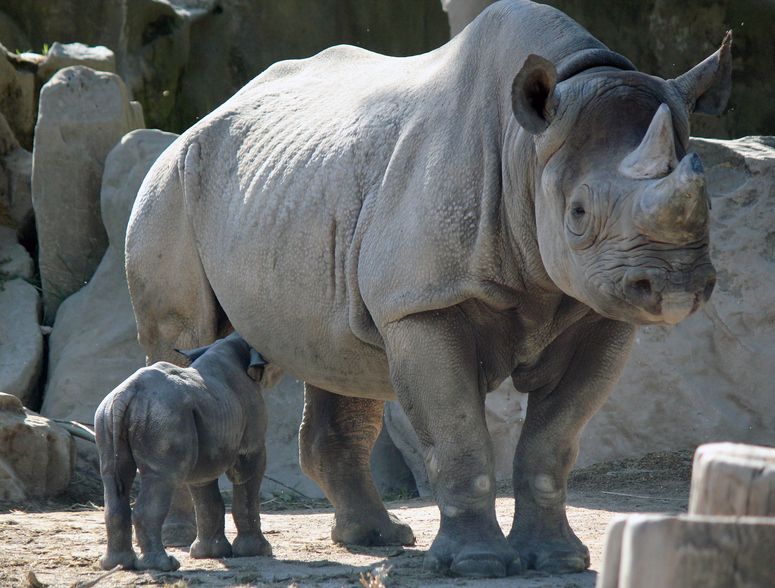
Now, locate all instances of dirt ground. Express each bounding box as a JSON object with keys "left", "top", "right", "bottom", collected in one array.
[{"left": 0, "top": 451, "right": 694, "bottom": 588}]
